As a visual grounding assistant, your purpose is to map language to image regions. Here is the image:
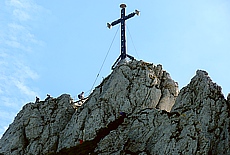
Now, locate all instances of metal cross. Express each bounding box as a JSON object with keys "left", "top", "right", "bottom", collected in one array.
[{"left": 107, "top": 4, "right": 140, "bottom": 69}]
